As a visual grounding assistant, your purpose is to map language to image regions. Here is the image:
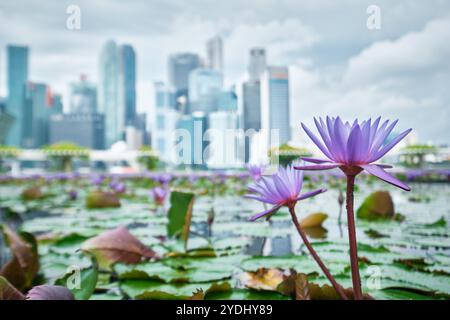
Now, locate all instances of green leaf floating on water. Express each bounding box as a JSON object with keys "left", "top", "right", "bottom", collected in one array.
[
  {"left": 55, "top": 254, "right": 98, "bottom": 300},
  {"left": 357, "top": 190, "right": 395, "bottom": 220},
  {"left": 120, "top": 280, "right": 231, "bottom": 300},
  {"left": 424, "top": 217, "right": 447, "bottom": 228},
  {"left": 167, "top": 191, "right": 195, "bottom": 249},
  {"left": 115, "top": 255, "right": 243, "bottom": 283},
  {"left": 206, "top": 289, "right": 290, "bottom": 300}
]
